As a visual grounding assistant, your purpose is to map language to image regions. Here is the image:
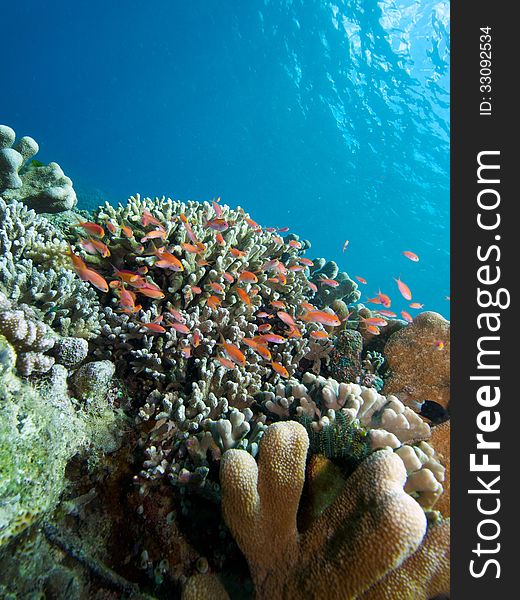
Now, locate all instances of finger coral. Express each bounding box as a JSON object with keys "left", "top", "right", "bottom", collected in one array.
[{"left": 220, "top": 421, "right": 449, "bottom": 599}]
